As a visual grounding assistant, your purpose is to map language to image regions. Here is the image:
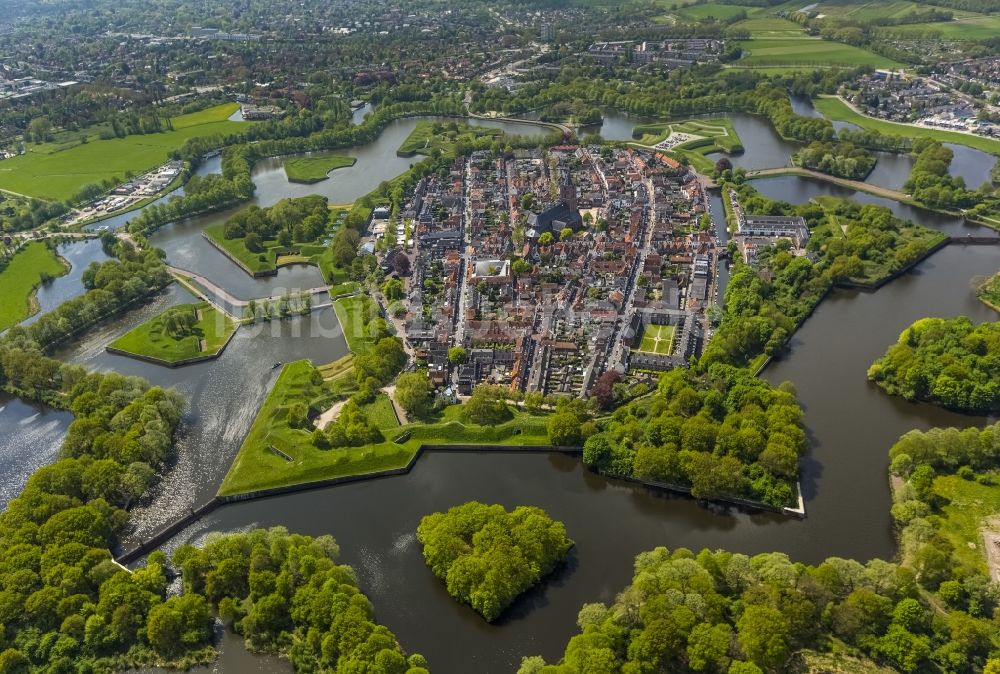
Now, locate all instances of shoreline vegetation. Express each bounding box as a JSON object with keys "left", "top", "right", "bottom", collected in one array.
[{"left": 0, "top": 241, "right": 70, "bottom": 330}]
